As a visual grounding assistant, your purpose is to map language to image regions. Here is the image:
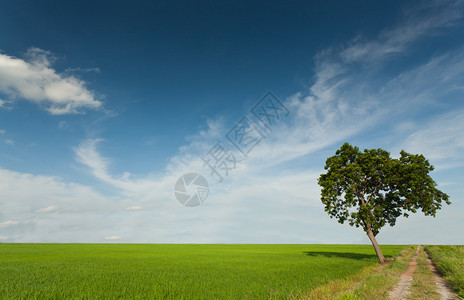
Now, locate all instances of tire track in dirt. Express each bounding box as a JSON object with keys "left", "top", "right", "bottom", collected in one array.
[
  {"left": 389, "top": 246, "right": 458, "bottom": 300},
  {"left": 423, "top": 249, "right": 458, "bottom": 300},
  {"left": 388, "top": 246, "right": 419, "bottom": 300}
]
